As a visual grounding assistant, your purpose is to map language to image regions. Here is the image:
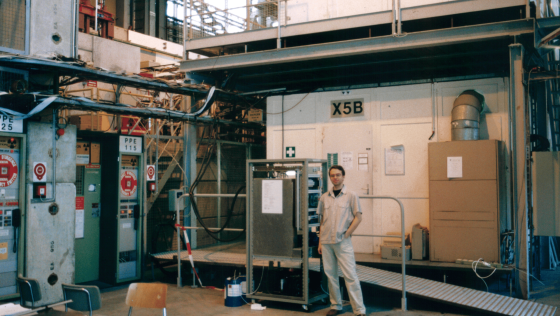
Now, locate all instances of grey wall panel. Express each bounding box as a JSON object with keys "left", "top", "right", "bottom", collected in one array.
[
  {"left": 26, "top": 122, "right": 76, "bottom": 184},
  {"left": 25, "top": 183, "right": 76, "bottom": 305},
  {"left": 252, "top": 179, "right": 296, "bottom": 257}
]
